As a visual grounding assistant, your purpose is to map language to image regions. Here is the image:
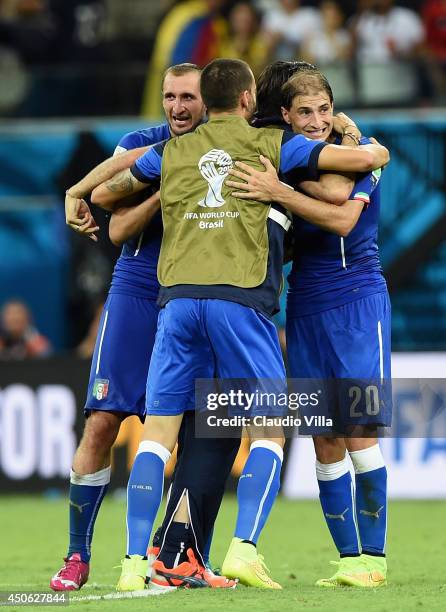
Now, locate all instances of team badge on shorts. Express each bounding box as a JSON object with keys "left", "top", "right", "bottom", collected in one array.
[{"left": 93, "top": 379, "right": 109, "bottom": 400}]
